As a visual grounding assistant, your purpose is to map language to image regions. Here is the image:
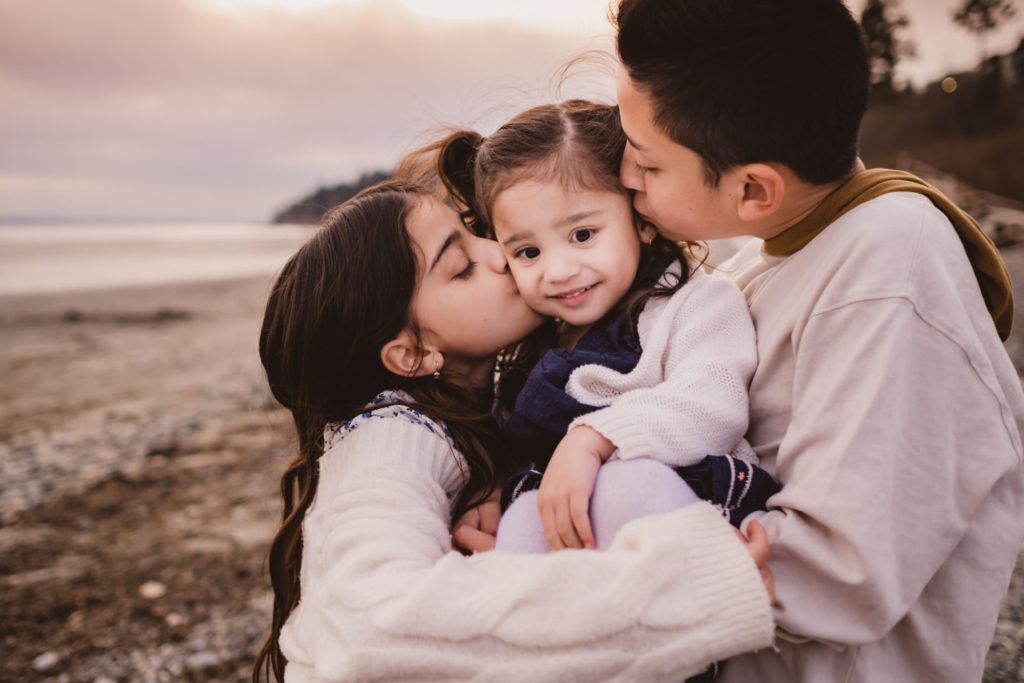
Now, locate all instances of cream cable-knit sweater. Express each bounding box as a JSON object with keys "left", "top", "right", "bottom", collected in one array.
[
  {"left": 278, "top": 405, "right": 774, "bottom": 682},
  {"left": 569, "top": 262, "right": 759, "bottom": 465}
]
